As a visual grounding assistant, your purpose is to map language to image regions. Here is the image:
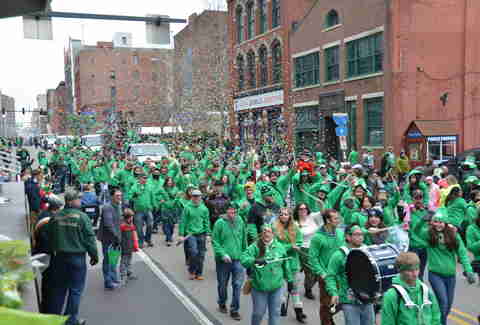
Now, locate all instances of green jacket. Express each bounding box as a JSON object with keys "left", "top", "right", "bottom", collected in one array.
[
  {"left": 348, "top": 151, "right": 359, "bottom": 165},
  {"left": 381, "top": 276, "right": 441, "bottom": 325},
  {"left": 178, "top": 201, "right": 211, "bottom": 236},
  {"left": 402, "top": 181, "right": 429, "bottom": 206},
  {"left": 465, "top": 202, "right": 478, "bottom": 227},
  {"left": 130, "top": 182, "right": 154, "bottom": 212},
  {"left": 273, "top": 222, "right": 303, "bottom": 273},
  {"left": 48, "top": 207, "right": 98, "bottom": 259},
  {"left": 408, "top": 208, "right": 428, "bottom": 249},
  {"left": 240, "top": 239, "right": 293, "bottom": 292},
  {"left": 466, "top": 223, "right": 480, "bottom": 261},
  {"left": 446, "top": 197, "right": 468, "bottom": 228},
  {"left": 212, "top": 216, "right": 247, "bottom": 260},
  {"left": 325, "top": 246, "right": 361, "bottom": 304},
  {"left": 308, "top": 226, "right": 345, "bottom": 278}
]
